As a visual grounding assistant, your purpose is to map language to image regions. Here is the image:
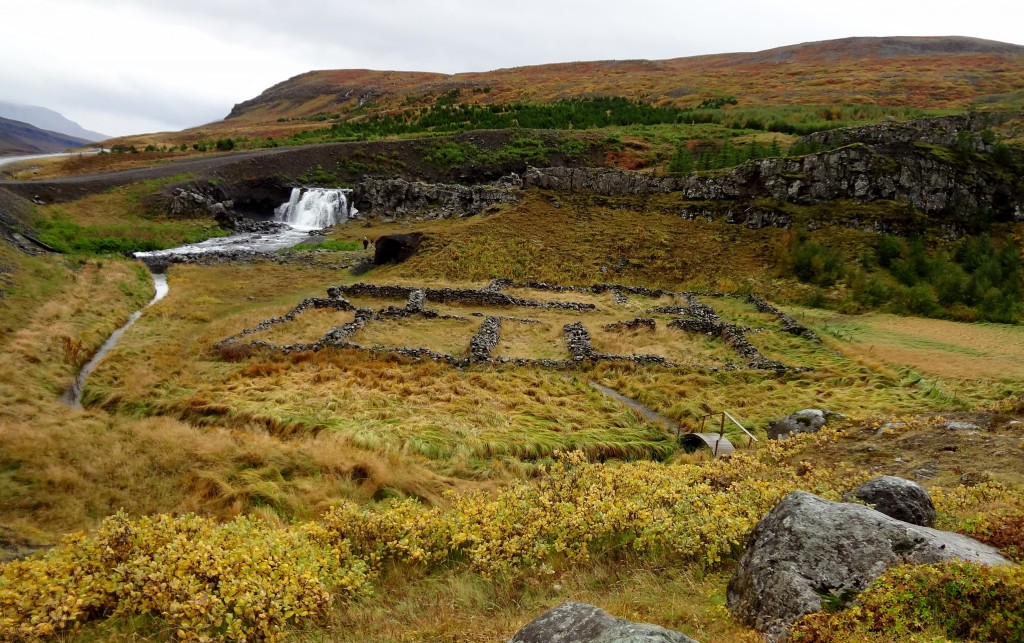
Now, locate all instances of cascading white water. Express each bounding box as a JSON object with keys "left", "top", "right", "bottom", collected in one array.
[{"left": 274, "top": 187, "right": 356, "bottom": 230}]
